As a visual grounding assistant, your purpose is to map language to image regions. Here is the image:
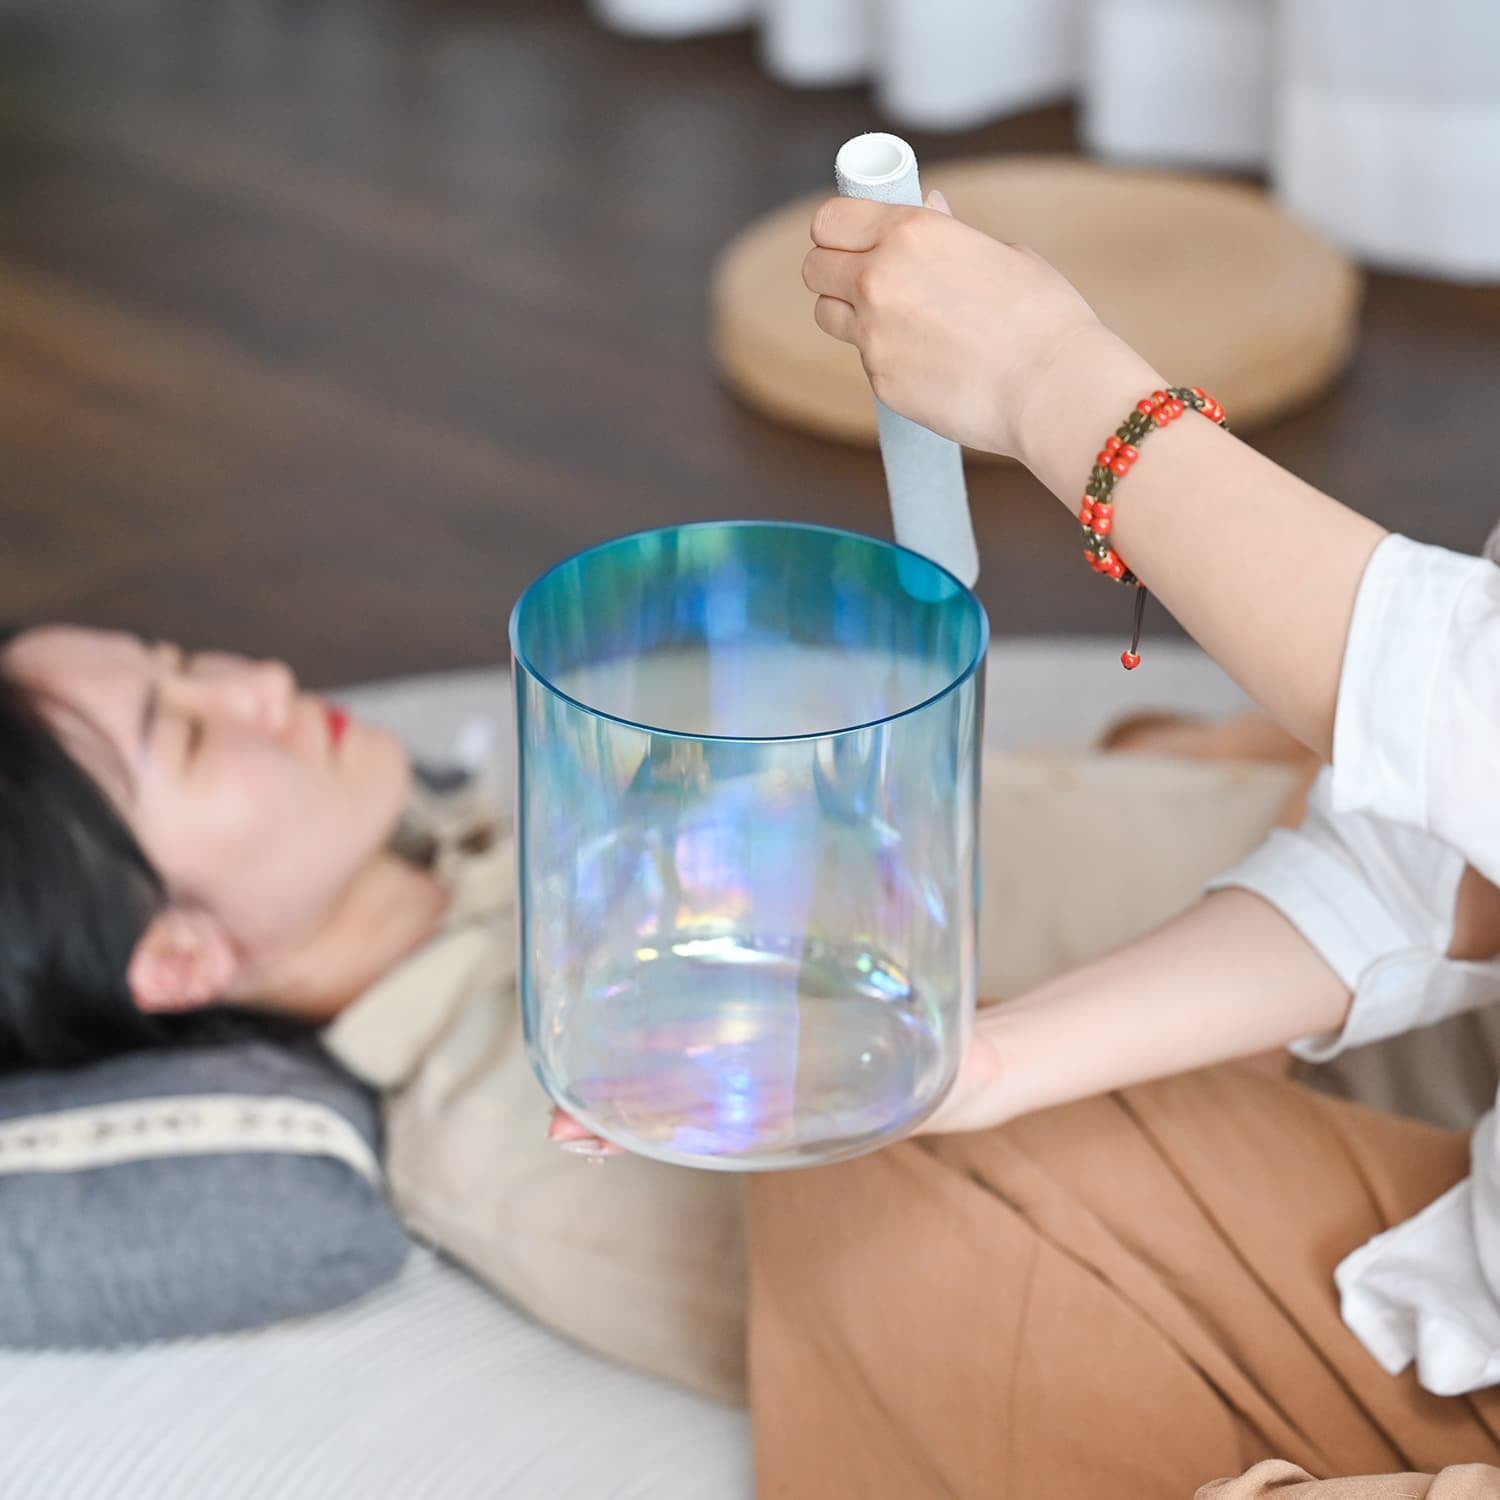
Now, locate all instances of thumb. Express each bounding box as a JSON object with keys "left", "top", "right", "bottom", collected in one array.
[{"left": 926, "top": 188, "right": 953, "bottom": 217}]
